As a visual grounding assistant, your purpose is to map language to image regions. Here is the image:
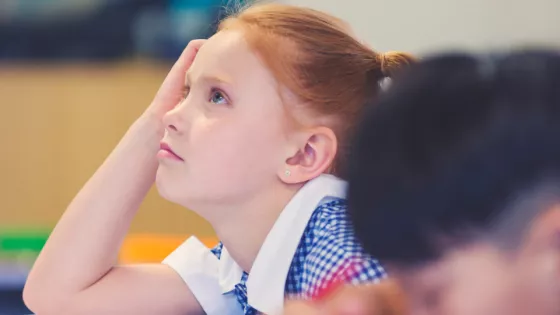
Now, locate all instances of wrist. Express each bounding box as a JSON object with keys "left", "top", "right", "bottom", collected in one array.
[{"left": 128, "top": 111, "right": 165, "bottom": 146}]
